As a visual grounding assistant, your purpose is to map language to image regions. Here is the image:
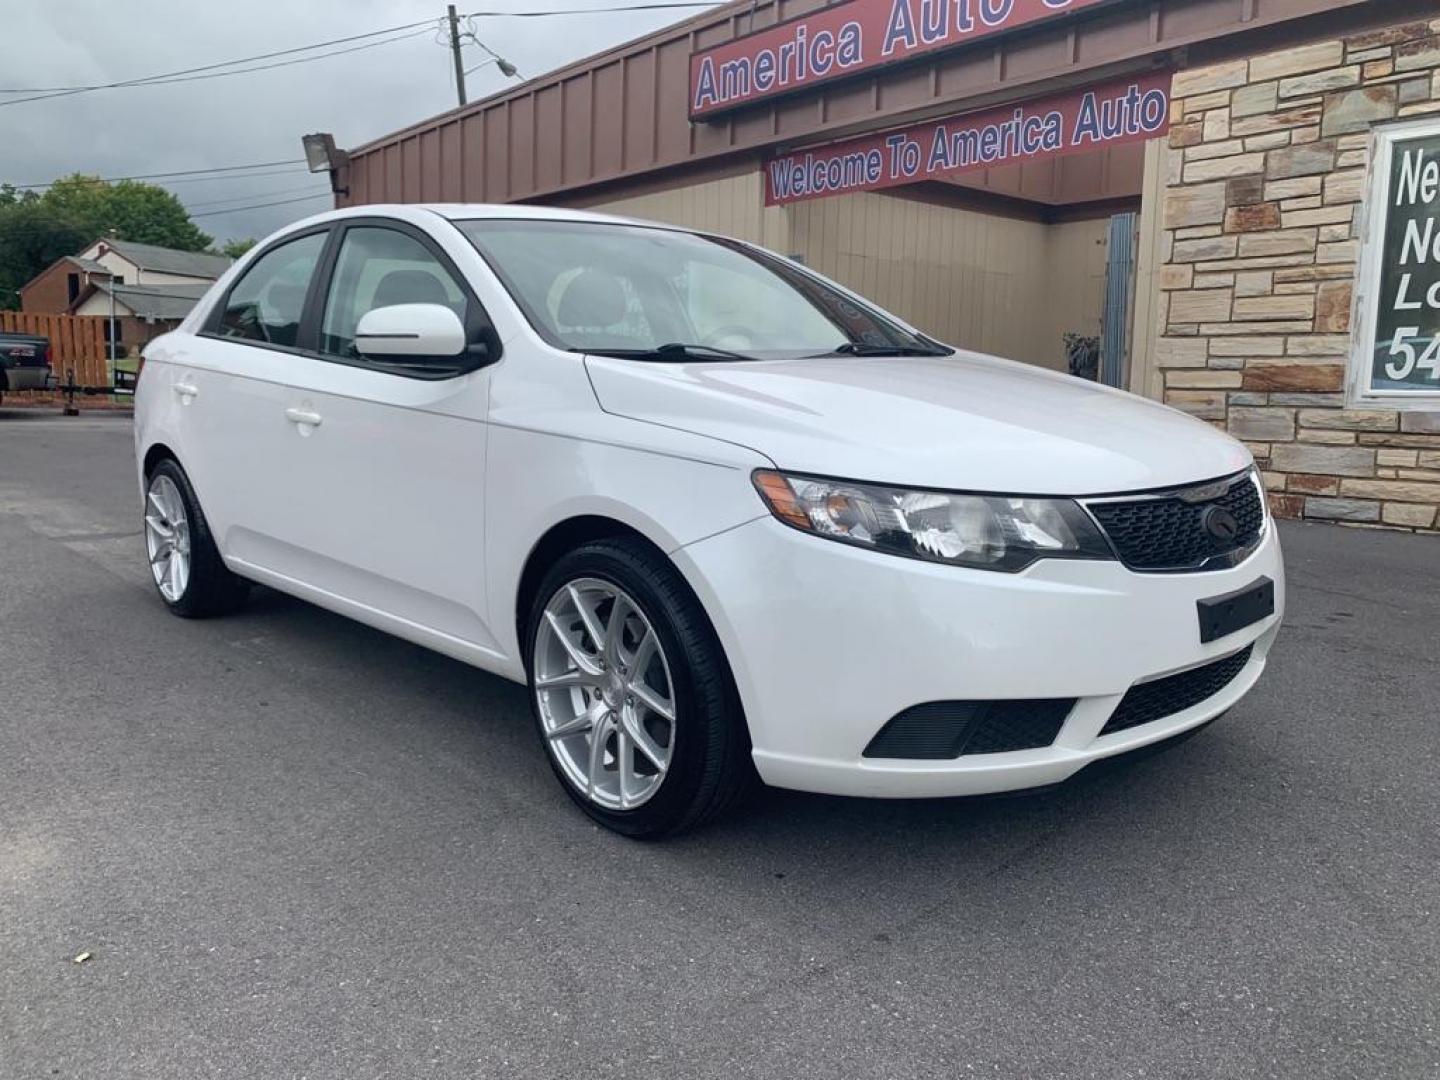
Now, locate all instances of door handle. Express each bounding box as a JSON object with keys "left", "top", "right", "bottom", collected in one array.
[
  {"left": 284, "top": 406, "right": 323, "bottom": 428},
  {"left": 174, "top": 381, "right": 199, "bottom": 399}
]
